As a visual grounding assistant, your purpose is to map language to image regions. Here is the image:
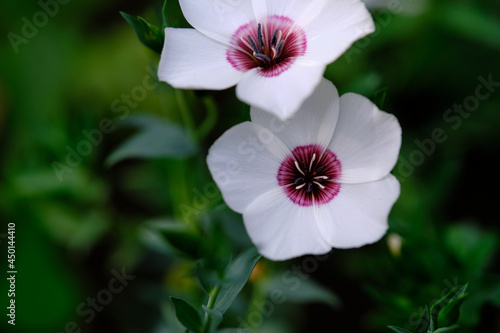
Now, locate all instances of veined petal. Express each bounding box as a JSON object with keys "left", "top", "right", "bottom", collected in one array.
[
  {"left": 303, "top": 0, "right": 374, "bottom": 64},
  {"left": 250, "top": 78, "right": 339, "bottom": 151},
  {"left": 236, "top": 60, "right": 326, "bottom": 120},
  {"left": 244, "top": 187, "right": 331, "bottom": 260},
  {"left": 158, "top": 28, "right": 243, "bottom": 90},
  {"left": 329, "top": 93, "right": 401, "bottom": 184},
  {"left": 207, "top": 122, "right": 290, "bottom": 213},
  {"left": 314, "top": 175, "right": 400, "bottom": 248},
  {"left": 251, "top": 0, "right": 328, "bottom": 23},
  {"left": 180, "top": 0, "right": 256, "bottom": 44}
]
